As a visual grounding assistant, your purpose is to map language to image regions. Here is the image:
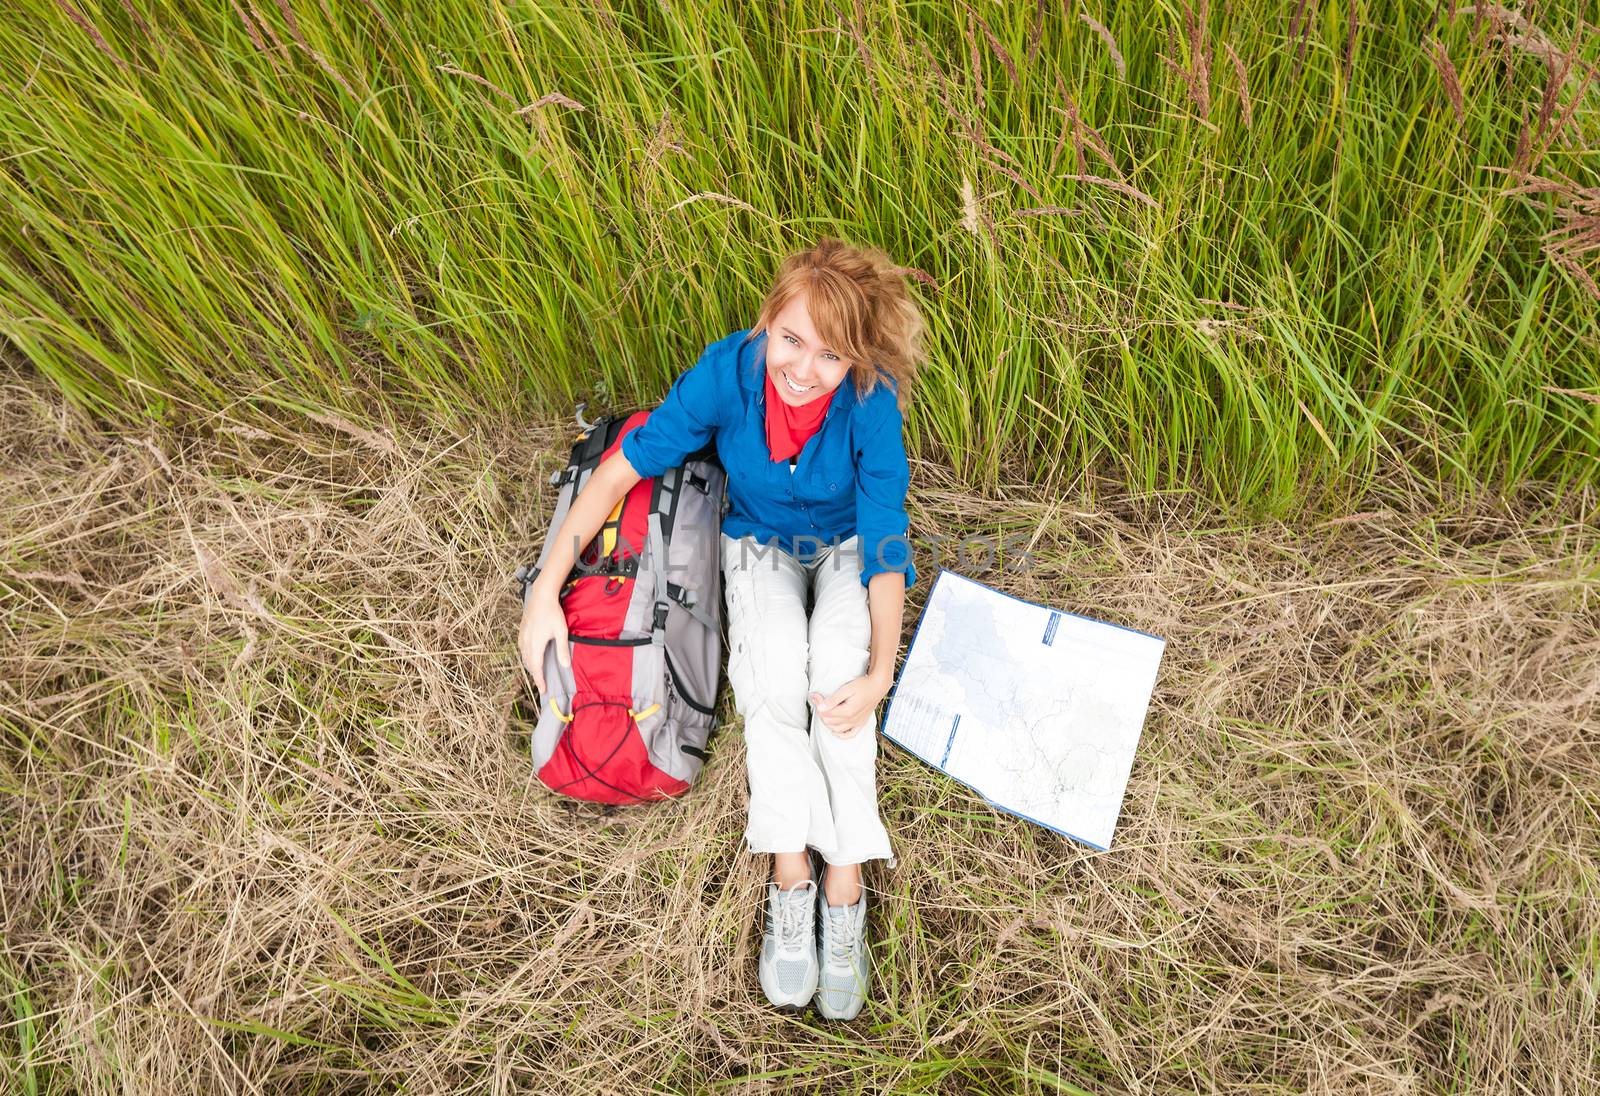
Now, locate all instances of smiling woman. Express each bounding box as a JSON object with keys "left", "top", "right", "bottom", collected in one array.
[
  {"left": 766, "top": 301, "right": 851, "bottom": 404},
  {"left": 518, "top": 237, "right": 928, "bottom": 1020}
]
